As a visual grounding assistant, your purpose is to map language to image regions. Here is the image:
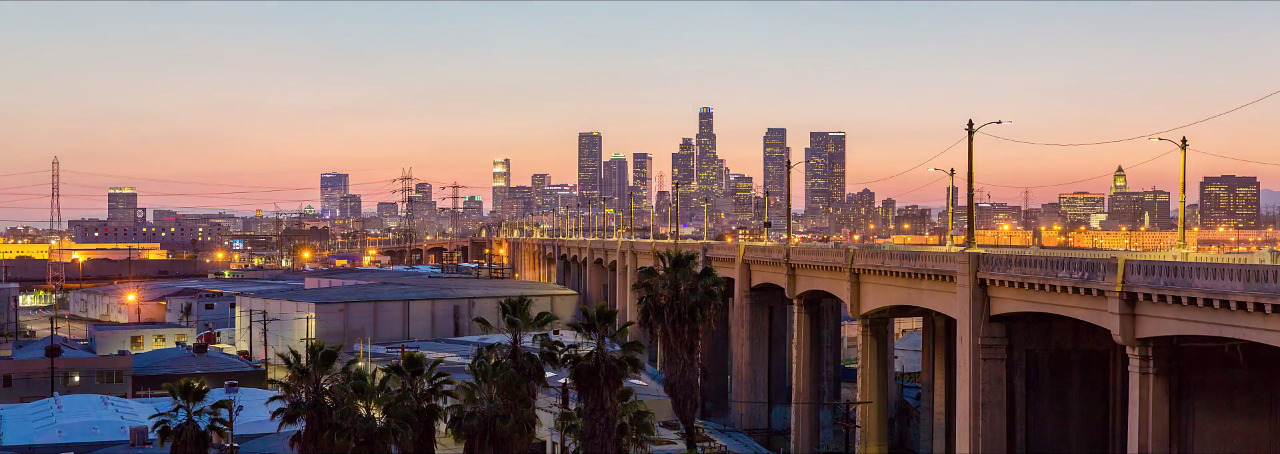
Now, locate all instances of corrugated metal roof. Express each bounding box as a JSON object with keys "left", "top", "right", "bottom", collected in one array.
[{"left": 132, "top": 347, "right": 261, "bottom": 376}]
